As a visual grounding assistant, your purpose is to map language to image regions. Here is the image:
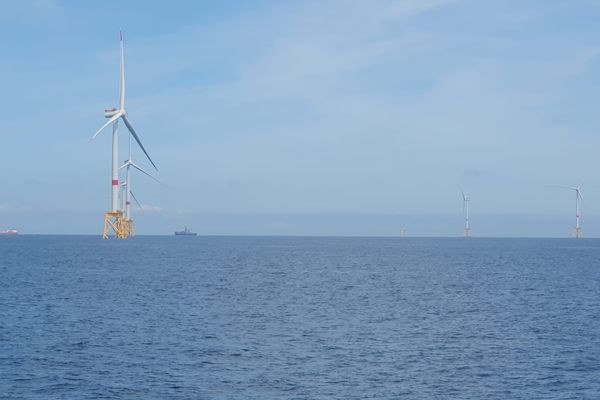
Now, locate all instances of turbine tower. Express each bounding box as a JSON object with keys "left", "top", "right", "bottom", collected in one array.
[
  {"left": 90, "top": 31, "right": 157, "bottom": 239},
  {"left": 462, "top": 190, "right": 471, "bottom": 237}
]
